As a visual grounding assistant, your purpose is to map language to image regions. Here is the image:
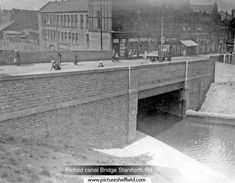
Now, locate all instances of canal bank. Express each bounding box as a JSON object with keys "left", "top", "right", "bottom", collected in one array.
[
  {"left": 97, "top": 129, "right": 232, "bottom": 183},
  {"left": 186, "top": 62, "right": 235, "bottom": 124}
]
